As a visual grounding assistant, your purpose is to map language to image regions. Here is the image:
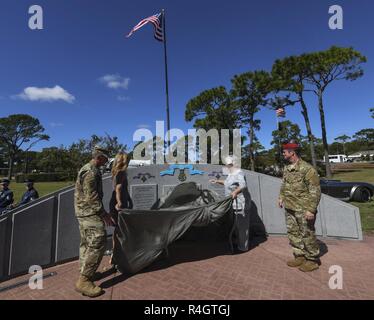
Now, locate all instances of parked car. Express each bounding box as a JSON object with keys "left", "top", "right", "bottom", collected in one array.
[{"left": 320, "top": 179, "right": 374, "bottom": 202}]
